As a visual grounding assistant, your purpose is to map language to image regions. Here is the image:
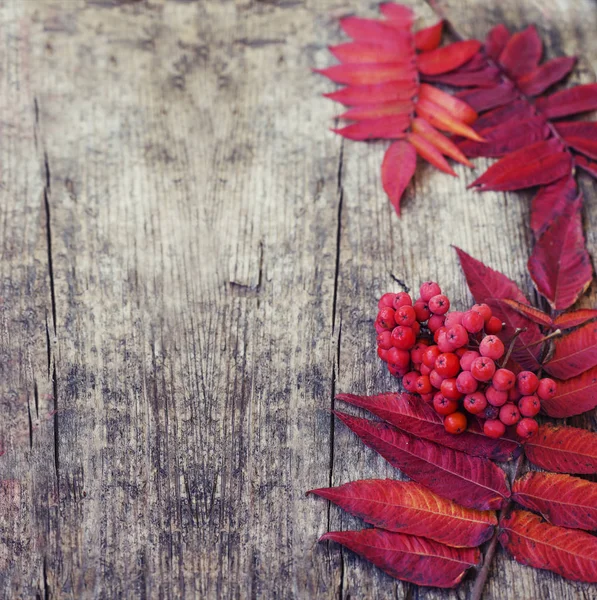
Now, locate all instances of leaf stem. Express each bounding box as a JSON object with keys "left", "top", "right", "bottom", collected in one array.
[
  {"left": 518, "top": 328, "right": 562, "bottom": 351},
  {"left": 500, "top": 327, "right": 526, "bottom": 367}
]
